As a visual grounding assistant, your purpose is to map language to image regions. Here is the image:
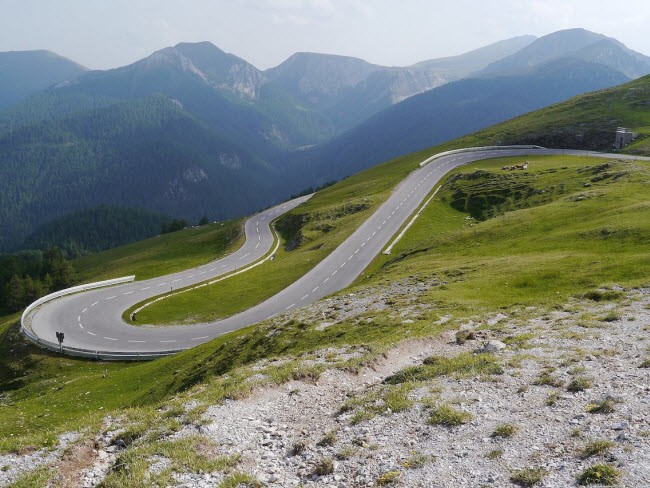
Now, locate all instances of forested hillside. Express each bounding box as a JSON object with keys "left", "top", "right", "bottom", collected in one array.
[
  {"left": 22, "top": 205, "right": 172, "bottom": 257},
  {"left": 0, "top": 96, "right": 293, "bottom": 252},
  {"left": 0, "top": 248, "right": 75, "bottom": 314}
]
